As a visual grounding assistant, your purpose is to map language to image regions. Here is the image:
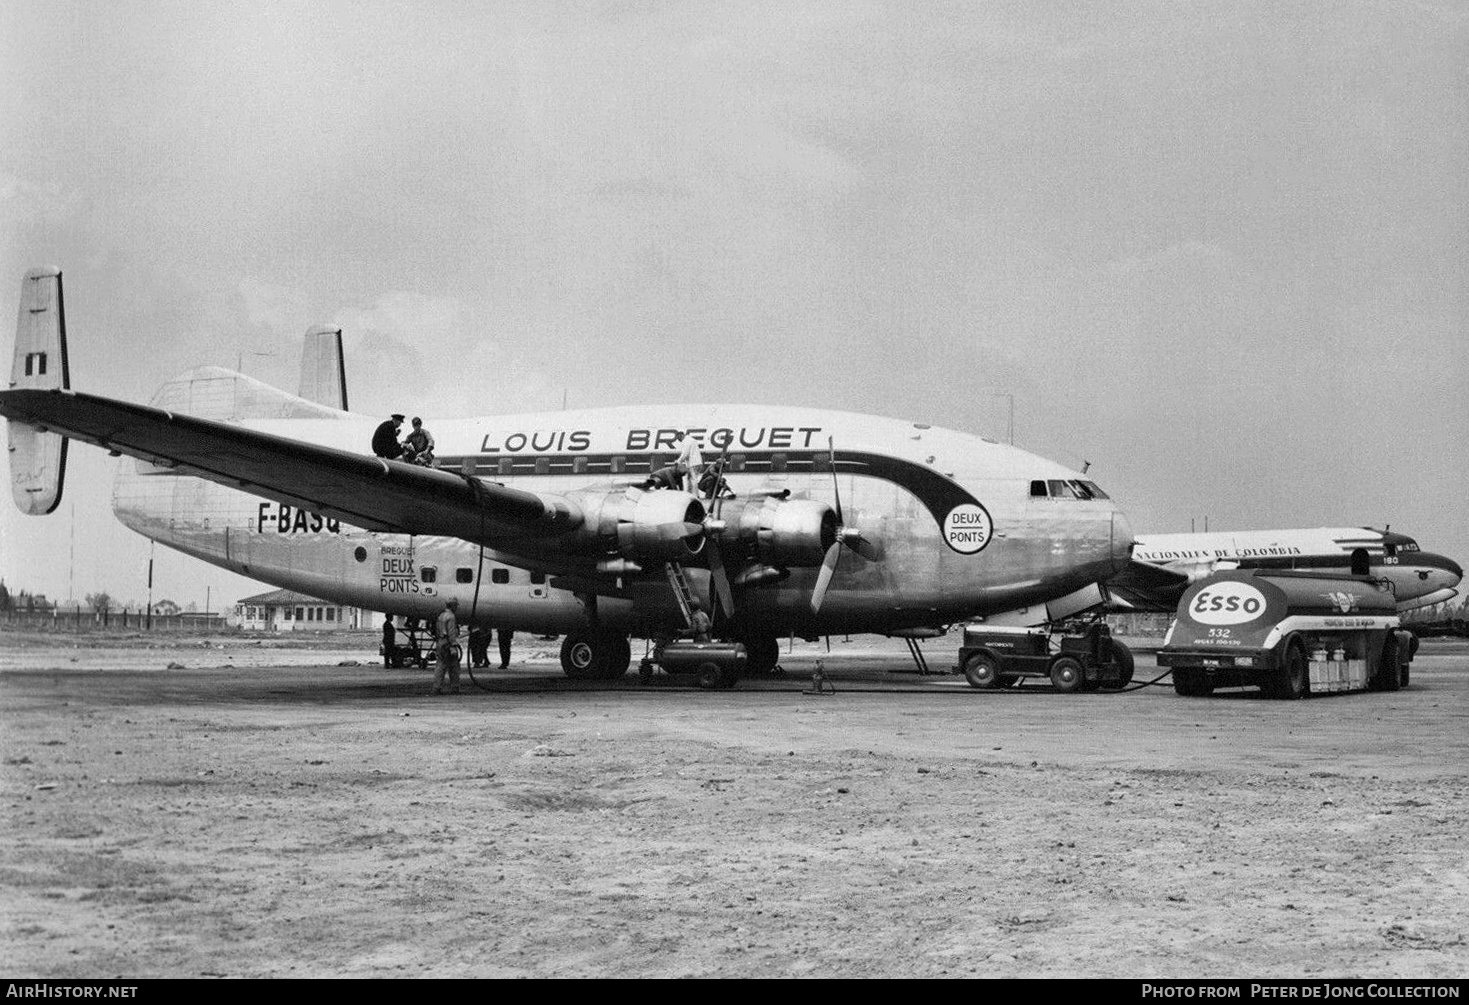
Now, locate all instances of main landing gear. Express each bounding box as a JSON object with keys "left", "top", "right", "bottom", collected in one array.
[{"left": 559, "top": 629, "right": 632, "bottom": 681}]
